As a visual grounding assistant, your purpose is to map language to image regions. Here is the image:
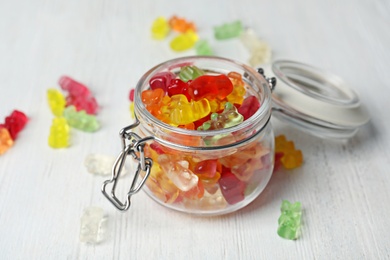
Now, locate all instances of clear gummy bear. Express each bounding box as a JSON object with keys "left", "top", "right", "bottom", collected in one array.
[{"left": 79, "top": 207, "right": 108, "bottom": 244}]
